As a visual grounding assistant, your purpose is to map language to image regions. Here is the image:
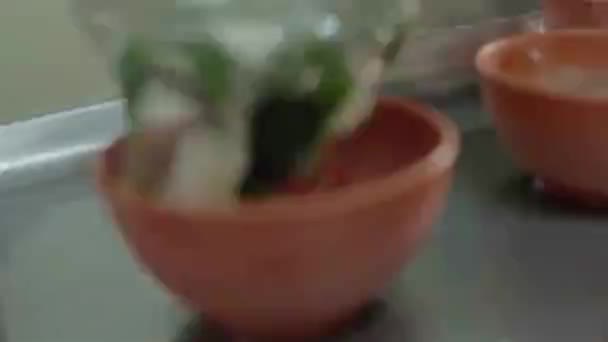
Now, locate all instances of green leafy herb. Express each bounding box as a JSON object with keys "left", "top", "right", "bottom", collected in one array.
[
  {"left": 118, "top": 38, "right": 235, "bottom": 127},
  {"left": 118, "top": 39, "right": 151, "bottom": 126}
]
